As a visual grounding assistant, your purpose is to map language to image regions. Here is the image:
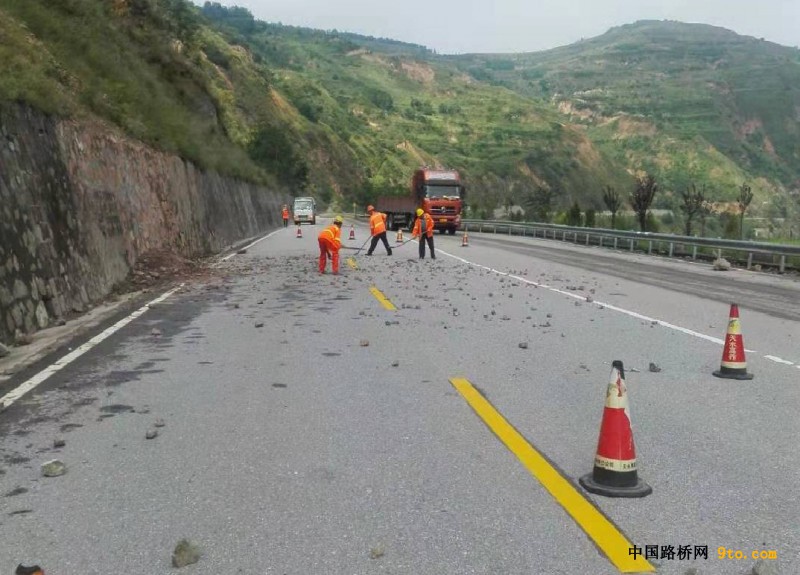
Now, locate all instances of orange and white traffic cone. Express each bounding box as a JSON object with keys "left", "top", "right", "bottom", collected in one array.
[
  {"left": 348, "top": 225, "right": 355, "bottom": 240},
  {"left": 579, "top": 360, "right": 651, "bottom": 498},
  {"left": 296, "top": 225, "right": 302, "bottom": 239},
  {"left": 396, "top": 229, "right": 403, "bottom": 242},
  {"left": 713, "top": 303, "right": 754, "bottom": 380},
  {"left": 461, "top": 230, "right": 469, "bottom": 247}
]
